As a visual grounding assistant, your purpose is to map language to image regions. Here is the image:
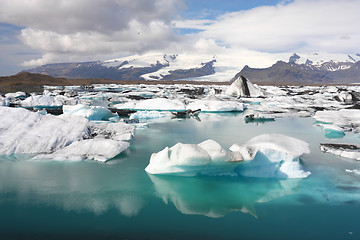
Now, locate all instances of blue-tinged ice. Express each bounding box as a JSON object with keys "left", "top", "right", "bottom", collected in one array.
[{"left": 145, "top": 134, "right": 310, "bottom": 178}]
